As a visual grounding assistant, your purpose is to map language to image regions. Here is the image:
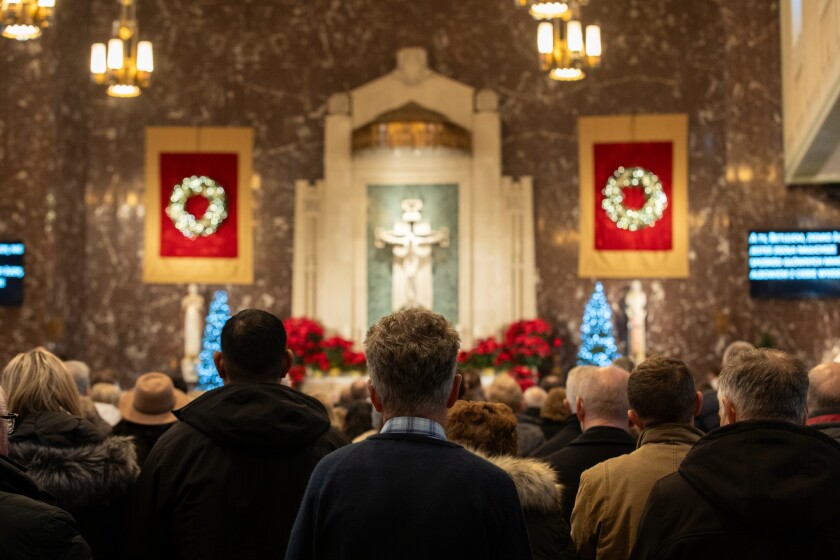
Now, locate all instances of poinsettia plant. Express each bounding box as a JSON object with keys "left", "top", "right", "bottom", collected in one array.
[
  {"left": 496, "top": 318, "right": 553, "bottom": 369},
  {"left": 283, "top": 317, "right": 367, "bottom": 381},
  {"left": 457, "top": 337, "right": 503, "bottom": 369},
  {"left": 457, "top": 318, "right": 560, "bottom": 391}
]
